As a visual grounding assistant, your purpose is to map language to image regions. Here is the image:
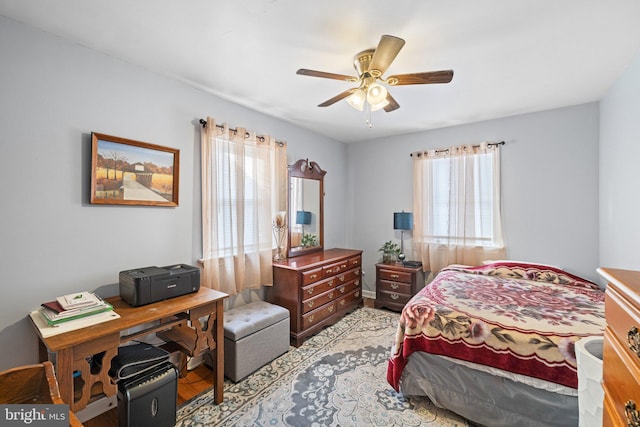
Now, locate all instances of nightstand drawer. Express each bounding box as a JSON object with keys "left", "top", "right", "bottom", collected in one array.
[
  {"left": 378, "top": 268, "right": 412, "bottom": 283},
  {"left": 379, "top": 290, "right": 412, "bottom": 305},
  {"left": 378, "top": 279, "right": 412, "bottom": 295}
]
